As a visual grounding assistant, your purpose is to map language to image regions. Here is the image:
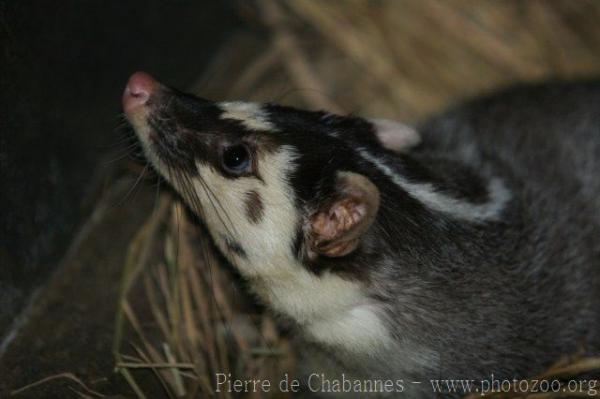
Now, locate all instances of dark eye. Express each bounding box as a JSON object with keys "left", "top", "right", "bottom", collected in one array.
[{"left": 221, "top": 144, "right": 251, "bottom": 174}]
